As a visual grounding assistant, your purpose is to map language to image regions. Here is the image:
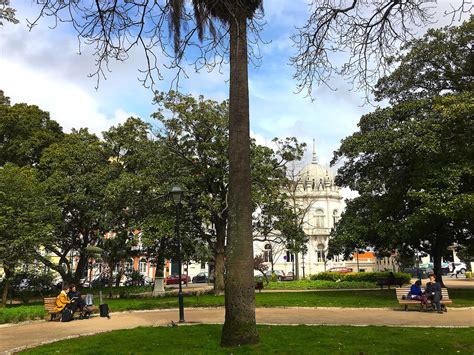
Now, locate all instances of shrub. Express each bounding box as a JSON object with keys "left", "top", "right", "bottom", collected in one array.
[
  {"left": 0, "top": 270, "right": 57, "bottom": 303},
  {"left": 310, "top": 272, "right": 344, "bottom": 282},
  {"left": 126, "top": 271, "right": 145, "bottom": 286},
  {"left": 311, "top": 271, "right": 411, "bottom": 284}
]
